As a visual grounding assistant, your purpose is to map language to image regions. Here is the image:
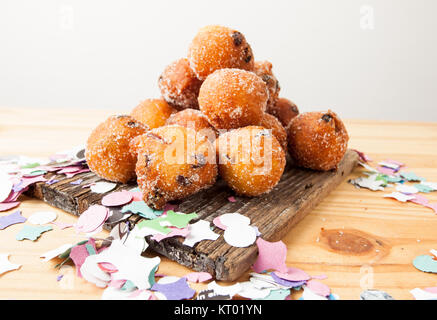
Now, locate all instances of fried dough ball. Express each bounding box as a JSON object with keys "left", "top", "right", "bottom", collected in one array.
[
  {"left": 86, "top": 115, "right": 148, "bottom": 183},
  {"left": 260, "top": 113, "right": 288, "bottom": 153},
  {"left": 130, "top": 125, "right": 217, "bottom": 210},
  {"left": 216, "top": 126, "right": 286, "bottom": 196},
  {"left": 254, "top": 61, "right": 280, "bottom": 109},
  {"left": 198, "top": 68, "right": 268, "bottom": 130},
  {"left": 287, "top": 110, "right": 349, "bottom": 171},
  {"left": 158, "top": 58, "right": 203, "bottom": 110},
  {"left": 166, "top": 109, "right": 217, "bottom": 142},
  {"left": 188, "top": 25, "right": 255, "bottom": 80},
  {"left": 130, "top": 99, "right": 176, "bottom": 129},
  {"left": 267, "top": 97, "right": 299, "bottom": 128}
]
